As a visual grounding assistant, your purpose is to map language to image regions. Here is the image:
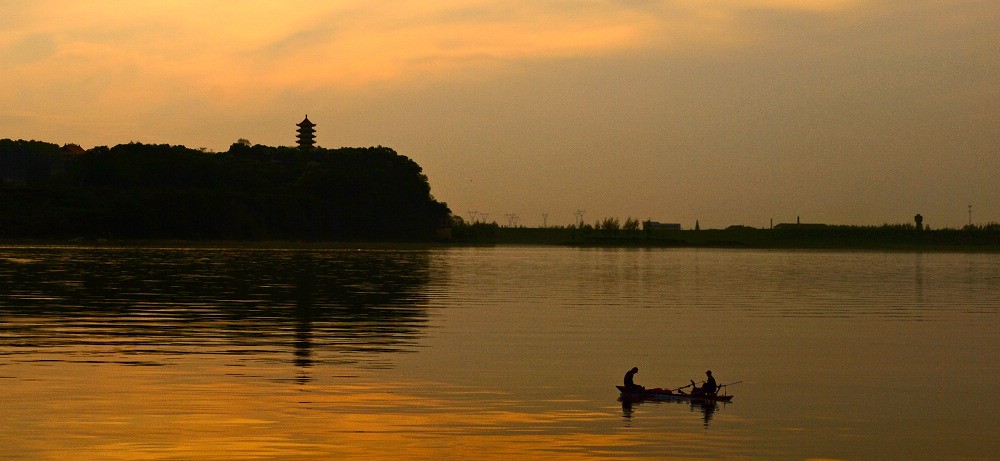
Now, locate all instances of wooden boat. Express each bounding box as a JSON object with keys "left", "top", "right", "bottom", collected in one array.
[{"left": 616, "top": 385, "right": 734, "bottom": 402}]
